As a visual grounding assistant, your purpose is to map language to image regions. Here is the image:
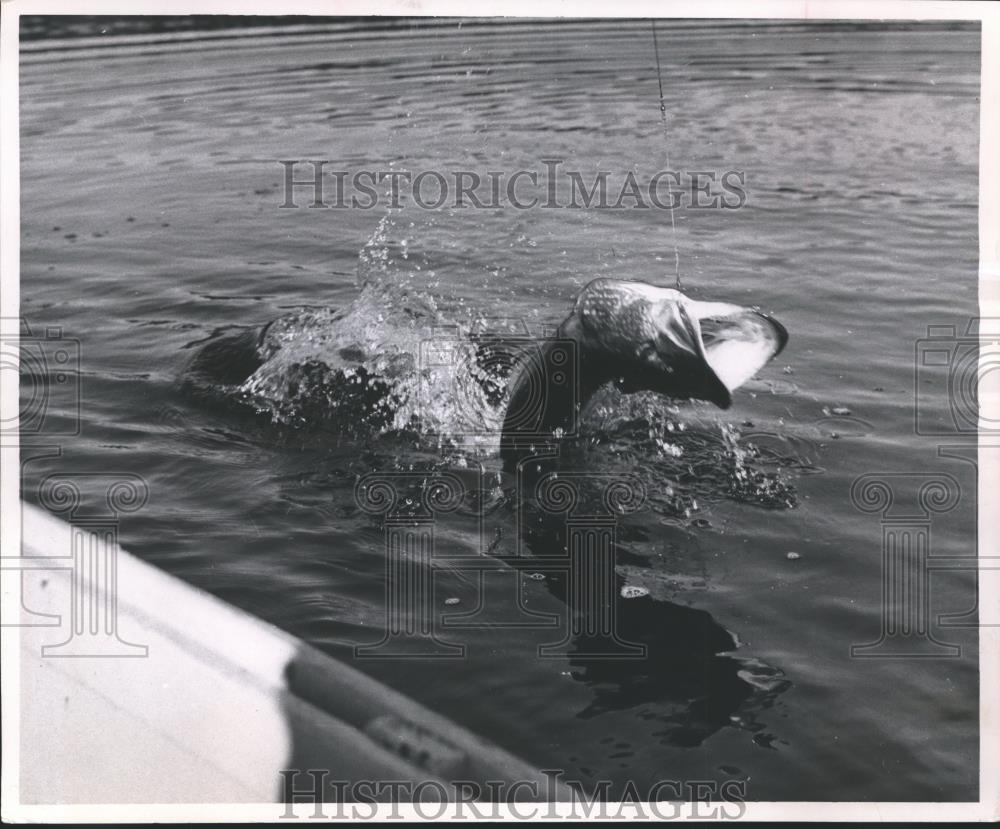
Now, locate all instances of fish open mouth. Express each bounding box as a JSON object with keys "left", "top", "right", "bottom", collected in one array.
[
  {"left": 645, "top": 296, "right": 789, "bottom": 409},
  {"left": 695, "top": 309, "right": 789, "bottom": 407}
]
